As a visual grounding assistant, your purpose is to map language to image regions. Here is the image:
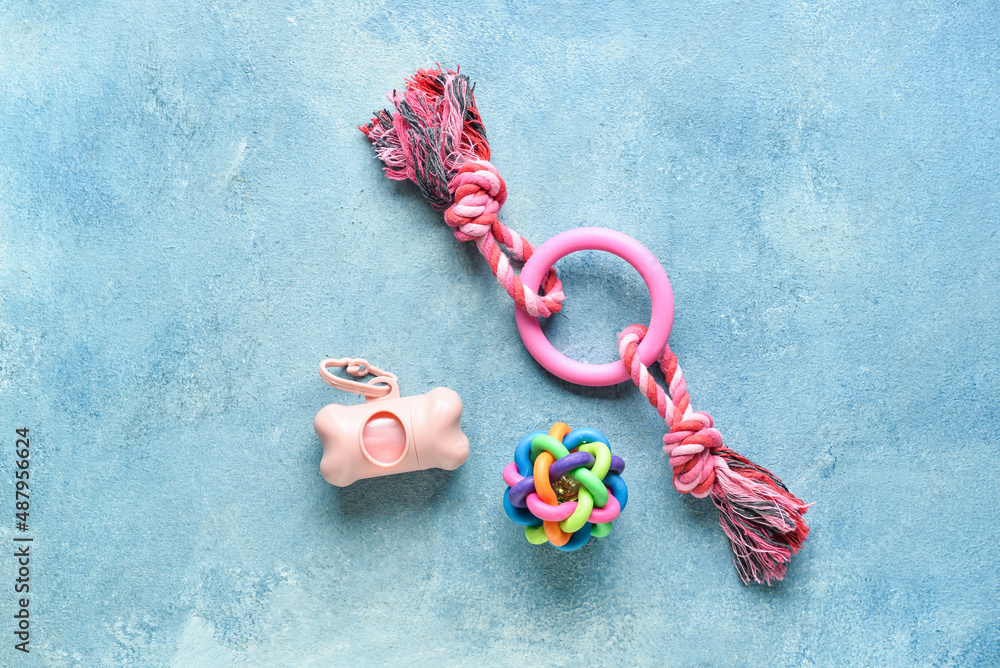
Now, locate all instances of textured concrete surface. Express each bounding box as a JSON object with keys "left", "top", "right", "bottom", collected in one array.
[{"left": 1, "top": 1, "right": 998, "bottom": 665}]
